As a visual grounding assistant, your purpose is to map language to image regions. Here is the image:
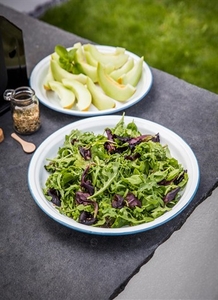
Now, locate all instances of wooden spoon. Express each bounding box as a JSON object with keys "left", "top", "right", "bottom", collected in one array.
[{"left": 11, "top": 132, "right": 36, "bottom": 153}]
